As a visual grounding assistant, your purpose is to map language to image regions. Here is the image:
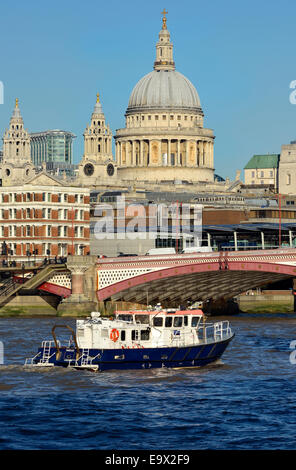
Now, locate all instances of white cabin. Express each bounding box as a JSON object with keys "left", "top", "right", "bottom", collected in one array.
[{"left": 76, "top": 309, "right": 205, "bottom": 350}]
